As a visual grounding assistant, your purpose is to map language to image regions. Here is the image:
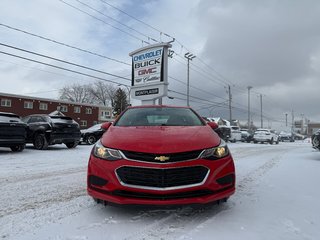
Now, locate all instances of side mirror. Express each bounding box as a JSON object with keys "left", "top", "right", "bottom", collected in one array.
[
  {"left": 207, "top": 121, "right": 219, "bottom": 130},
  {"left": 101, "top": 122, "right": 112, "bottom": 130}
]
